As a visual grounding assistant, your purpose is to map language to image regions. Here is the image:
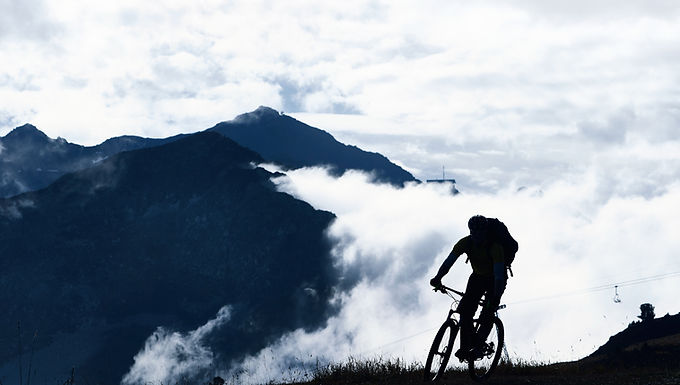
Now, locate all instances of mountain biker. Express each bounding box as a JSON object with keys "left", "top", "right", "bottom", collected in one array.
[{"left": 429, "top": 215, "right": 507, "bottom": 361}]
